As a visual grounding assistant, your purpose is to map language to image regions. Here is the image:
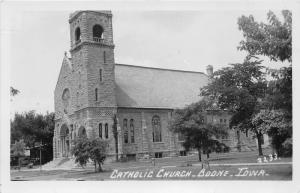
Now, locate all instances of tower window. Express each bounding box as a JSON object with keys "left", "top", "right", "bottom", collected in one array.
[
  {"left": 103, "top": 51, "right": 106, "bottom": 63},
  {"left": 99, "top": 123, "right": 102, "bottom": 138},
  {"left": 99, "top": 69, "right": 102, "bottom": 82},
  {"left": 75, "top": 27, "right": 81, "bottom": 42},
  {"left": 93, "top": 24, "right": 104, "bottom": 41},
  {"left": 105, "top": 123, "right": 108, "bottom": 139},
  {"left": 95, "top": 88, "right": 98, "bottom": 101}
]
